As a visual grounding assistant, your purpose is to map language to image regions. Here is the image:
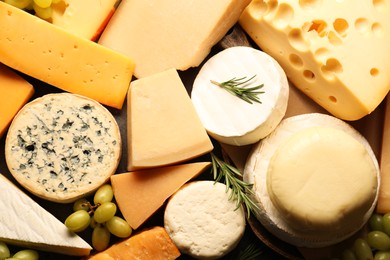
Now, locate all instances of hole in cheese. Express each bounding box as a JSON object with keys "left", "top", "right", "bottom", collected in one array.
[
  {"left": 314, "top": 47, "right": 330, "bottom": 61},
  {"left": 299, "top": 0, "right": 321, "bottom": 9},
  {"left": 329, "top": 95, "right": 337, "bottom": 103},
  {"left": 303, "top": 69, "right": 315, "bottom": 80},
  {"left": 288, "top": 28, "right": 309, "bottom": 51},
  {"left": 248, "top": 0, "right": 268, "bottom": 18},
  {"left": 272, "top": 3, "right": 294, "bottom": 29},
  {"left": 289, "top": 53, "right": 303, "bottom": 67},
  {"left": 372, "top": 22, "right": 384, "bottom": 37},
  {"left": 327, "top": 31, "right": 343, "bottom": 45},
  {"left": 321, "top": 58, "right": 343, "bottom": 77},
  {"left": 306, "top": 20, "right": 327, "bottom": 37},
  {"left": 355, "top": 18, "right": 371, "bottom": 35},
  {"left": 373, "top": 0, "right": 386, "bottom": 12},
  {"left": 333, "top": 18, "right": 349, "bottom": 36},
  {"left": 370, "top": 67, "right": 379, "bottom": 76}
]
